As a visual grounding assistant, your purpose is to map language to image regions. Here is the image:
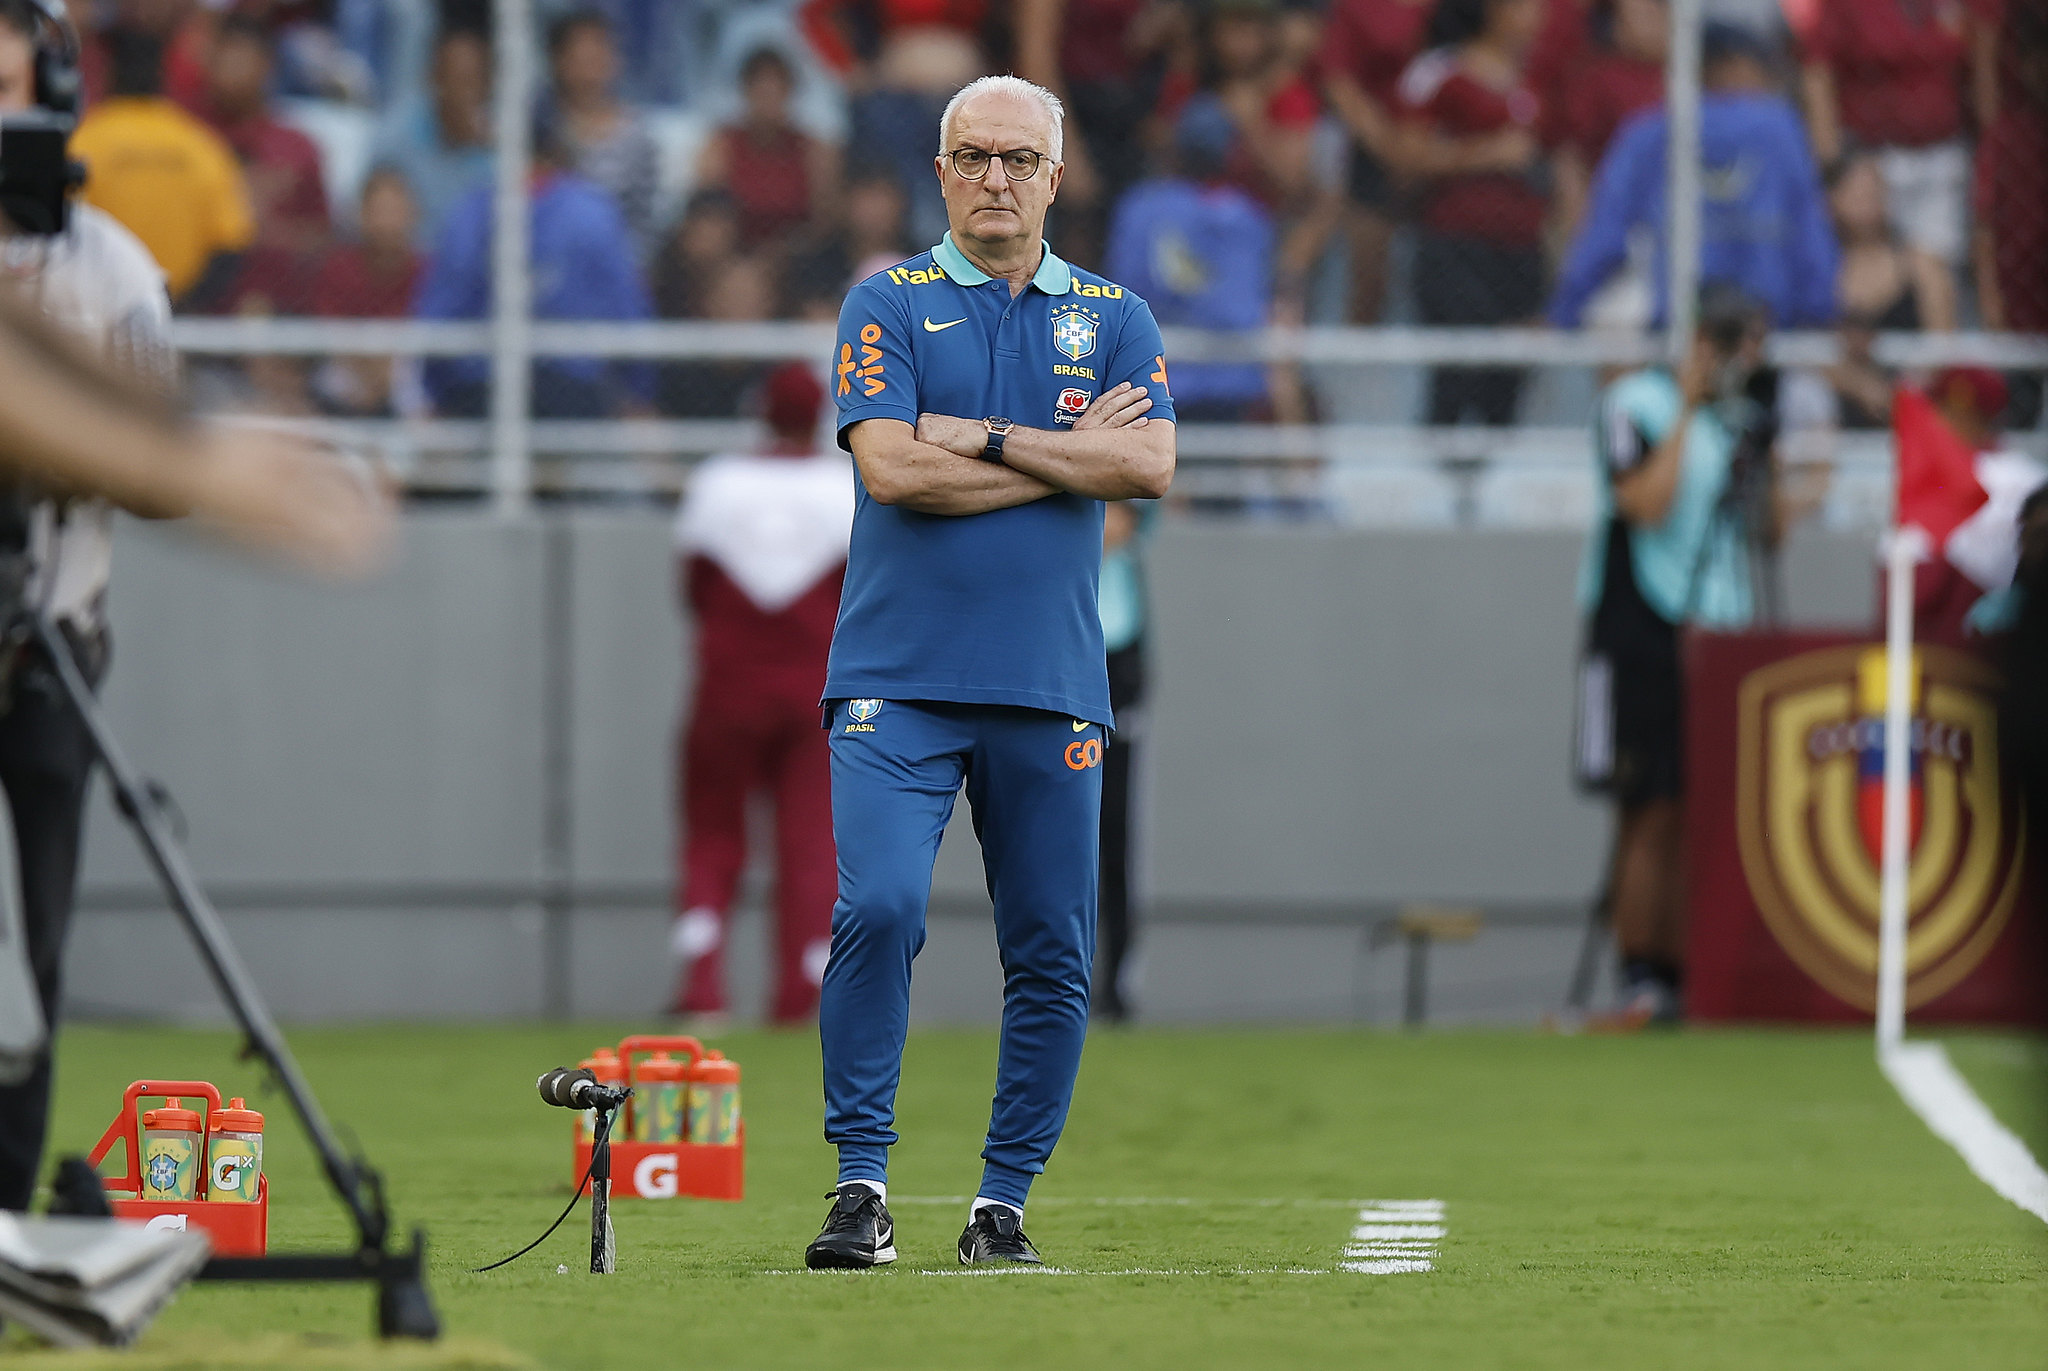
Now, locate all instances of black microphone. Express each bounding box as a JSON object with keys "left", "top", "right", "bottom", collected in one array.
[{"left": 536, "top": 1067, "right": 630, "bottom": 1112}]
